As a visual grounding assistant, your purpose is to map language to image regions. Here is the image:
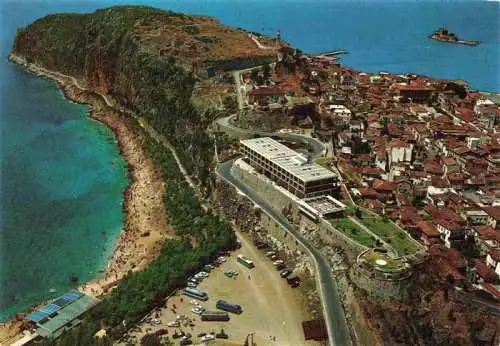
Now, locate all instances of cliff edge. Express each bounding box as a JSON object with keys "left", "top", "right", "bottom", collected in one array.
[{"left": 12, "top": 5, "right": 275, "bottom": 183}]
